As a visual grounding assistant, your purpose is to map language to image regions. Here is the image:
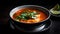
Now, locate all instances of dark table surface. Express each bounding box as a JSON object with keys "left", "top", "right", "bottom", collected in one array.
[{"left": 0, "top": 0, "right": 60, "bottom": 34}]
